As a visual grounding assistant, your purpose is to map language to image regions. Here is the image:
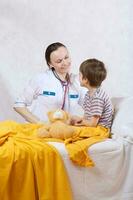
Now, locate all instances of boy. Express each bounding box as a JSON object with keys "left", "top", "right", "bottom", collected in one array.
[{"left": 70, "top": 58, "right": 113, "bottom": 129}]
